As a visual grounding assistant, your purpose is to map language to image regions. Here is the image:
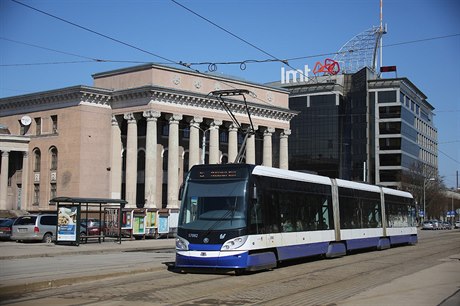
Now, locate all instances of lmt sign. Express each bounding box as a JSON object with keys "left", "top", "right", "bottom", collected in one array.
[
  {"left": 281, "top": 59, "right": 340, "bottom": 84},
  {"left": 280, "top": 65, "right": 311, "bottom": 84}
]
